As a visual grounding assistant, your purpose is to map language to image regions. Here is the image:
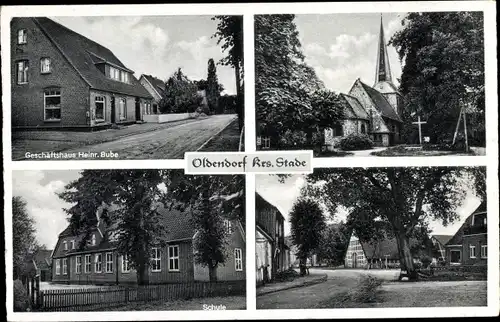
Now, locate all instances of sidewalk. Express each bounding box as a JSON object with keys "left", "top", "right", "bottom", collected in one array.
[{"left": 257, "top": 273, "right": 327, "bottom": 296}]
